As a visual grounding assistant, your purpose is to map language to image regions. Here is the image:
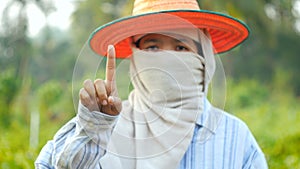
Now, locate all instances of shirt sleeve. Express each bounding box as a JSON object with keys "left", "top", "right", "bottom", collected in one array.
[
  {"left": 242, "top": 130, "right": 269, "bottom": 169},
  {"left": 35, "top": 102, "right": 119, "bottom": 169}
]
